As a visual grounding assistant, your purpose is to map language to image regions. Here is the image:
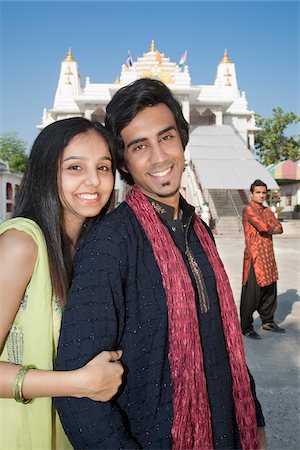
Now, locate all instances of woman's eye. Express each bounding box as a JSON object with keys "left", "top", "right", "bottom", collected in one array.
[
  {"left": 98, "top": 165, "right": 111, "bottom": 171},
  {"left": 68, "top": 165, "right": 82, "bottom": 171}
]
